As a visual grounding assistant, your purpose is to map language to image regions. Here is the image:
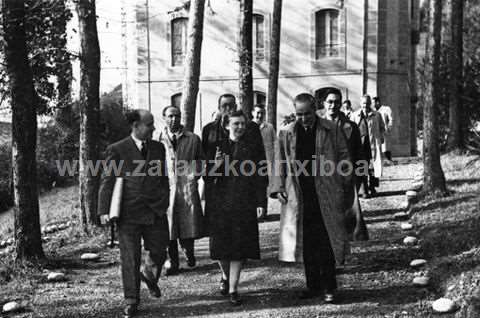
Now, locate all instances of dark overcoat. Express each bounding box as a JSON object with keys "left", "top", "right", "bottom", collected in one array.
[{"left": 206, "top": 136, "right": 267, "bottom": 260}]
